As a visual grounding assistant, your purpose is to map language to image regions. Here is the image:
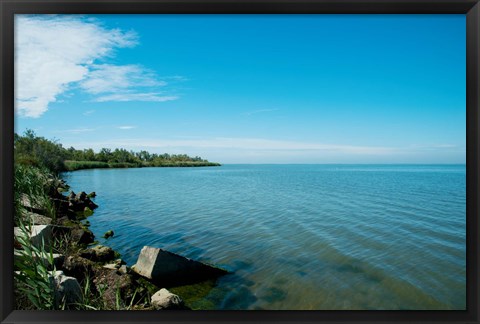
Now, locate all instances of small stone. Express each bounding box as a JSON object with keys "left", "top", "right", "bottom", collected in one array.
[
  {"left": 68, "top": 191, "right": 76, "bottom": 200},
  {"left": 114, "top": 258, "right": 126, "bottom": 266},
  {"left": 151, "top": 288, "right": 184, "bottom": 310},
  {"left": 103, "top": 264, "right": 118, "bottom": 270},
  {"left": 76, "top": 191, "right": 87, "bottom": 201}
]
